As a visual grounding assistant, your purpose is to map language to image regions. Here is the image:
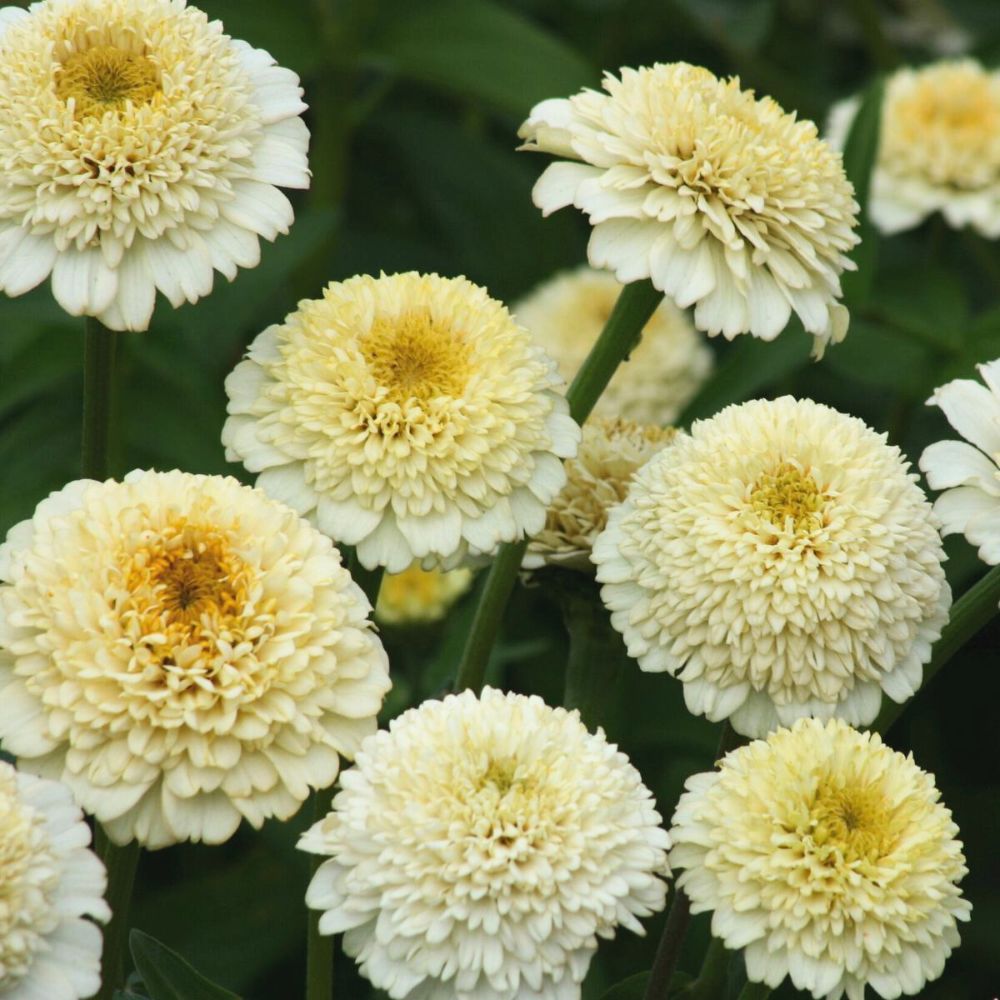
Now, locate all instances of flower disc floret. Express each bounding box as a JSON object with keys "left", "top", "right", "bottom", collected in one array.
[
  {"left": 514, "top": 267, "right": 712, "bottom": 424},
  {"left": 0, "top": 470, "right": 390, "bottom": 849},
  {"left": 526, "top": 417, "right": 676, "bottom": 571},
  {"left": 0, "top": 762, "right": 109, "bottom": 1000},
  {"left": 520, "top": 63, "right": 859, "bottom": 355},
  {"left": 223, "top": 272, "right": 581, "bottom": 573},
  {"left": 920, "top": 358, "right": 1000, "bottom": 565},
  {"left": 299, "top": 688, "right": 671, "bottom": 1000},
  {"left": 670, "top": 718, "right": 972, "bottom": 1000},
  {"left": 829, "top": 60, "right": 1000, "bottom": 236},
  {"left": 0, "top": 0, "right": 310, "bottom": 330},
  {"left": 593, "top": 396, "right": 950, "bottom": 737}
]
